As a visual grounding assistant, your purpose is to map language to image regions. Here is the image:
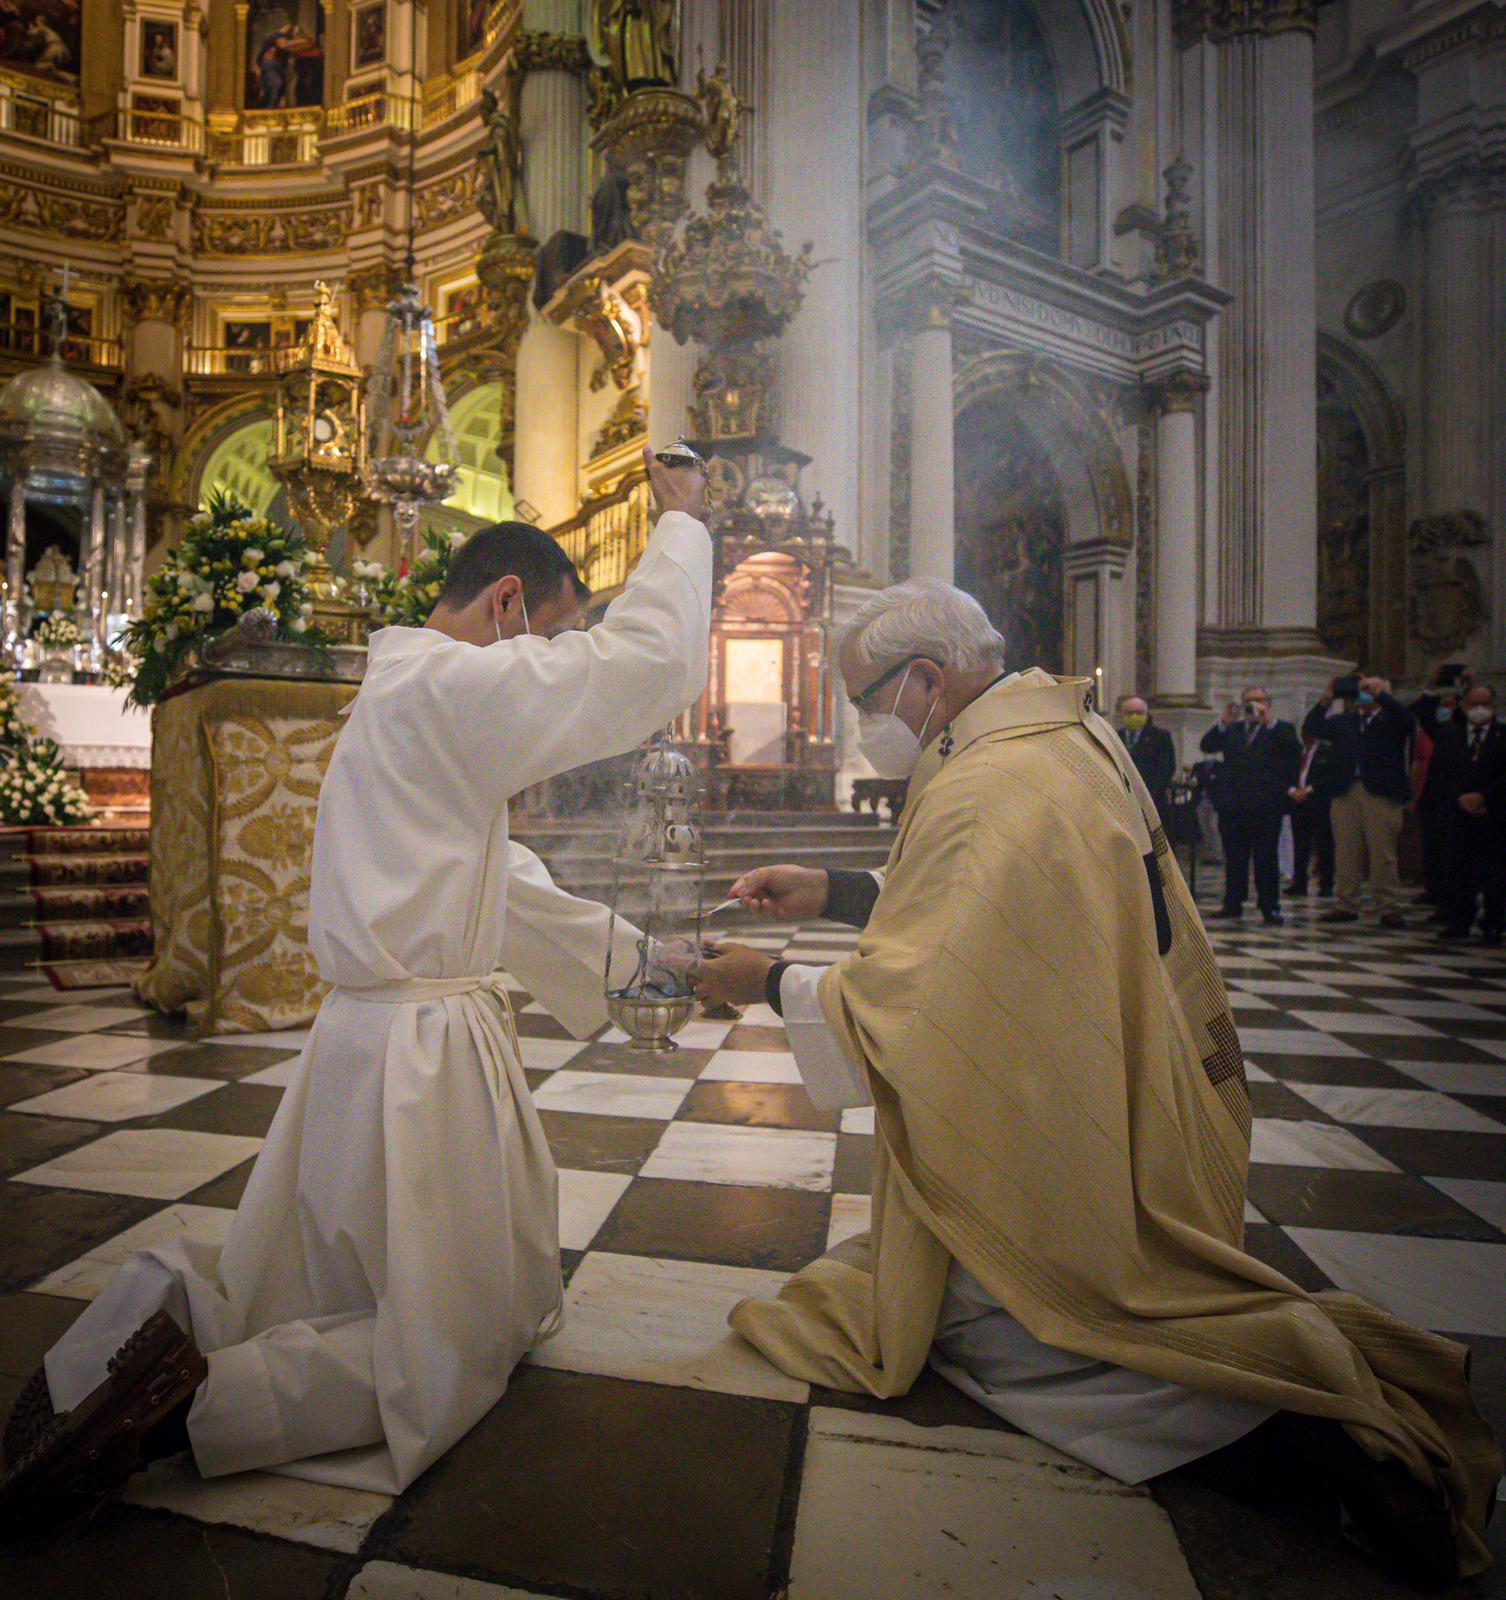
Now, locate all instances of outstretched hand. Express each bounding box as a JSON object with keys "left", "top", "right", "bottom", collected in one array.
[
  {"left": 694, "top": 942, "right": 775, "bottom": 1009},
  {"left": 643, "top": 444, "right": 708, "bottom": 520},
  {"left": 728, "top": 864, "right": 829, "bottom": 920}
]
